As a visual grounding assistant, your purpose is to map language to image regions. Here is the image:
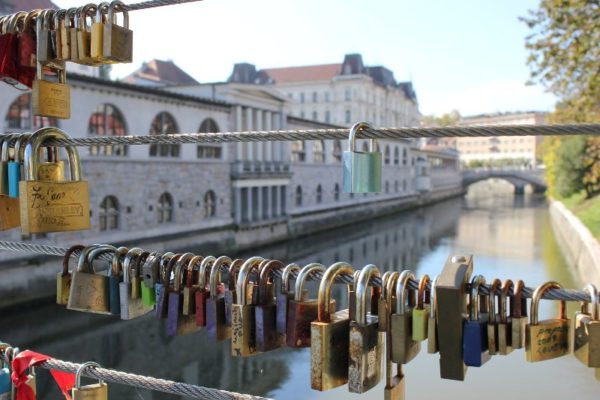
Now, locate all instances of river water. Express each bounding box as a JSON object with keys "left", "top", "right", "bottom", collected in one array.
[{"left": 1, "top": 183, "right": 598, "bottom": 399}]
